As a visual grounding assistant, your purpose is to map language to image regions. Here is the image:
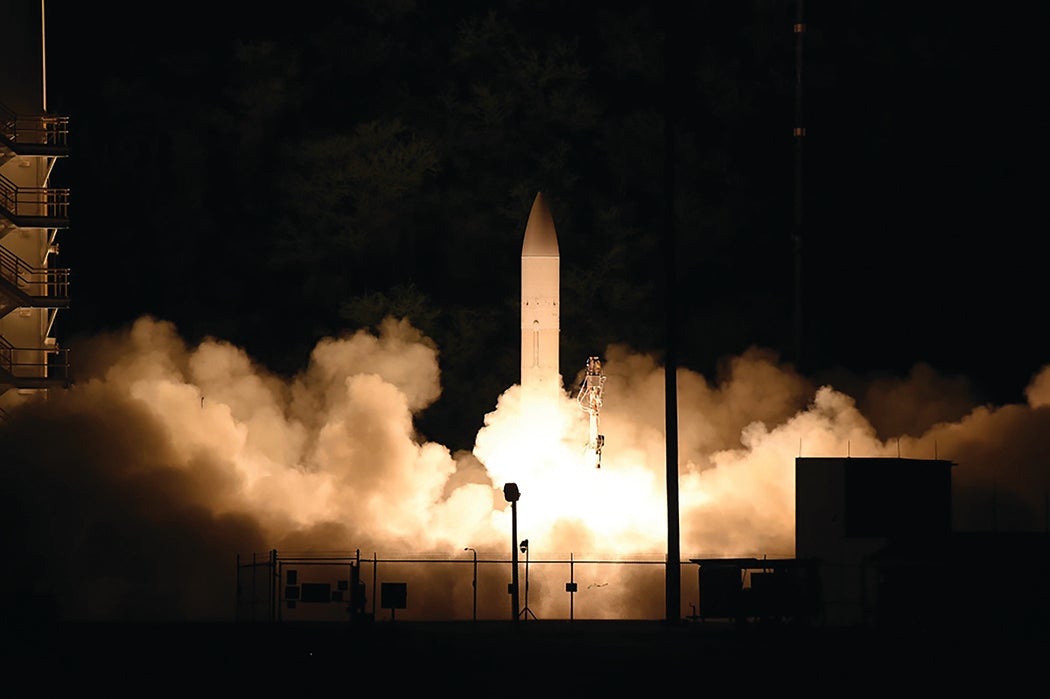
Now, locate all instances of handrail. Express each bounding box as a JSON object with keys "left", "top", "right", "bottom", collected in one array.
[
  {"left": 0, "top": 245, "right": 70, "bottom": 299},
  {"left": 0, "top": 172, "right": 70, "bottom": 222},
  {"left": 0, "top": 103, "right": 69, "bottom": 148},
  {"left": 0, "top": 335, "right": 69, "bottom": 382}
]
